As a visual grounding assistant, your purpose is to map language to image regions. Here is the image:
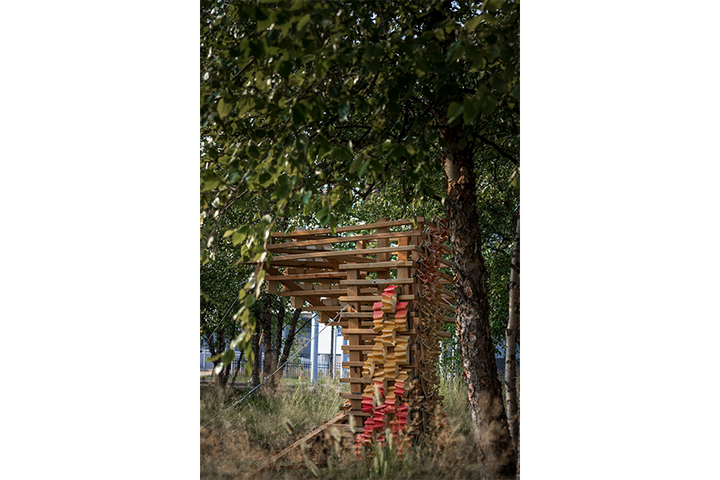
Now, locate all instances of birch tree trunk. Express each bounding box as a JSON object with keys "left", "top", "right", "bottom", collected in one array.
[
  {"left": 441, "top": 125, "right": 518, "bottom": 479},
  {"left": 505, "top": 212, "right": 520, "bottom": 451}
]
